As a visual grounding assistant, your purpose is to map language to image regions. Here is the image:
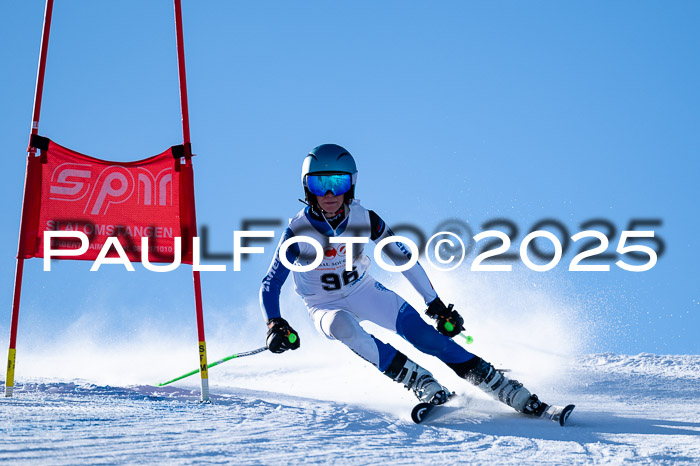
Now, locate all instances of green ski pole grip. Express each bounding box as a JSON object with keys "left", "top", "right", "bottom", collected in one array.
[
  {"left": 444, "top": 321, "right": 454, "bottom": 333},
  {"left": 288, "top": 333, "right": 298, "bottom": 344}
]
